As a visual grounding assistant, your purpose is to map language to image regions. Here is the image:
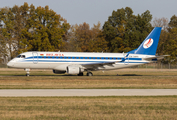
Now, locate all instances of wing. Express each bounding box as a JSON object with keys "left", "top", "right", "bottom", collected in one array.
[{"left": 81, "top": 54, "right": 129, "bottom": 70}]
